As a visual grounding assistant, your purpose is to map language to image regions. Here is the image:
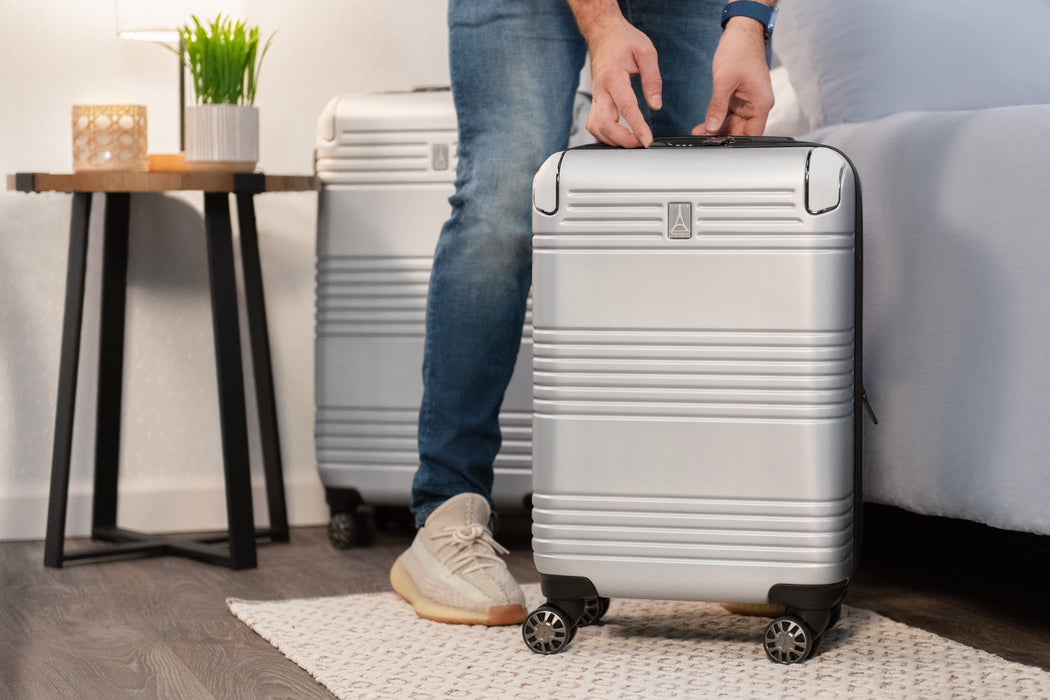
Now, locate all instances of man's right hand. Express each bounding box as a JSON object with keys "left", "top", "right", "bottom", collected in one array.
[
  {"left": 568, "top": 0, "right": 663, "bottom": 148},
  {"left": 697, "top": 11, "right": 775, "bottom": 137}
]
